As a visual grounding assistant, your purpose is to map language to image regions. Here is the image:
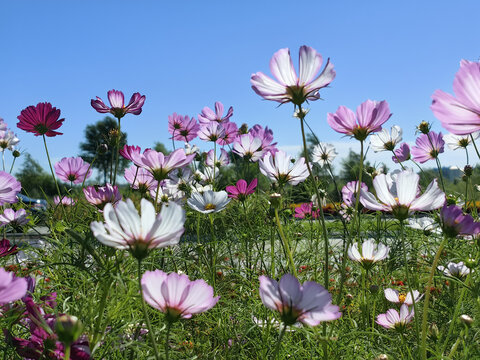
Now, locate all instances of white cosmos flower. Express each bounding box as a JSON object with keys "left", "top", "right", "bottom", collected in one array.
[
  {"left": 0, "top": 130, "right": 20, "bottom": 151},
  {"left": 206, "top": 148, "right": 229, "bottom": 167},
  {"left": 443, "top": 132, "right": 480, "bottom": 150},
  {"left": 259, "top": 150, "right": 309, "bottom": 186},
  {"left": 90, "top": 198, "right": 185, "bottom": 259},
  {"left": 191, "top": 184, "right": 213, "bottom": 194},
  {"left": 360, "top": 168, "right": 445, "bottom": 220},
  {"left": 384, "top": 288, "right": 423, "bottom": 306},
  {"left": 187, "top": 190, "right": 231, "bottom": 214},
  {"left": 348, "top": 239, "right": 389, "bottom": 269},
  {"left": 369, "top": 125, "right": 402, "bottom": 152},
  {"left": 311, "top": 143, "right": 337, "bottom": 167},
  {"left": 438, "top": 262, "right": 470, "bottom": 279},
  {"left": 232, "top": 133, "right": 264, "bottom": 162},
  {"left": 407, "top": 217, "right": 441, "bottom": 234}
]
